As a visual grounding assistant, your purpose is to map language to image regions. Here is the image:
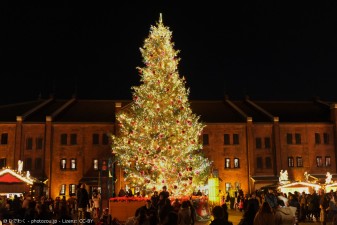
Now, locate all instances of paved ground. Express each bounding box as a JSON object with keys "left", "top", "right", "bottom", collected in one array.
[{"left": 197, "top": 209, "right": 326, "bottom": 225}]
